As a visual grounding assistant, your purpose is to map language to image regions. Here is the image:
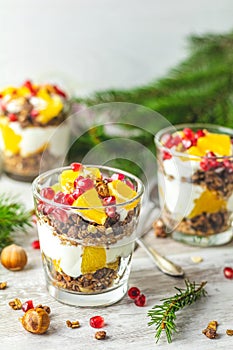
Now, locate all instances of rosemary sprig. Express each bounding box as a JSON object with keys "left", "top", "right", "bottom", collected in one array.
[
  {"left": 148, "top": 280, "right": 207, "bottom": 344},
  {"left": 0, "top": 195, "right": 32, "bottom": 250}
]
